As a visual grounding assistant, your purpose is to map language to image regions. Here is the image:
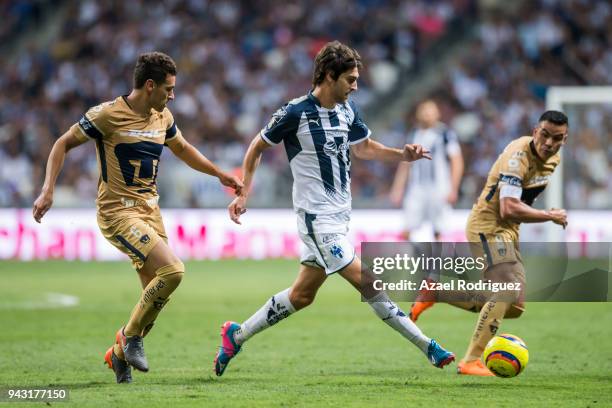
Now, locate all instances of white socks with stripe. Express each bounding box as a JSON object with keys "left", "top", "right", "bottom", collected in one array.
[
  {"left": 368, "top": 292, "right": 430, "bottom": 354},
  {"left": 233, "top": 288, "right": 296, "bottom": 345}
]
